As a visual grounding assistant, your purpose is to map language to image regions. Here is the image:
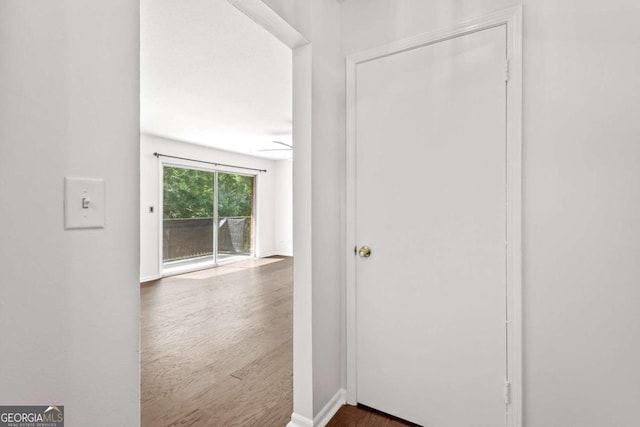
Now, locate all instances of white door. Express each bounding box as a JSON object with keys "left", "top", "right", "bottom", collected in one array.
[{"left": 355, "top": 25, "right": 508, "bottom": 426}]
